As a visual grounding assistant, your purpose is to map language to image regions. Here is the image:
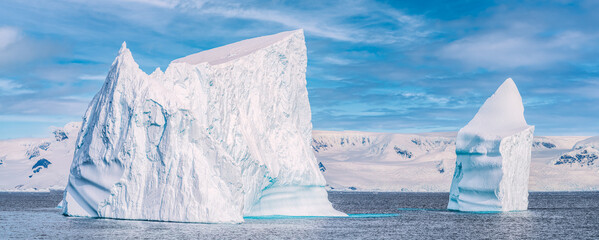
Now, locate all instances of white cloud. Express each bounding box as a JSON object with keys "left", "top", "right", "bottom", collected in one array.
[
  {"left": 437, "top": 19, "right": 596, "bottom": 69},
  {"left": 56, "top": 1, "right": 428, "bottom": 44},
  {"left": 0, "top": 26, "right": 57, "bottom": 67},
  {"left": 167, "top": 1, "right": 430, "bottom": 44},
  {"left": 199, "top": 6, "right": 359, "bottom": 42},
  {"left": 121, "top": 0, "right": 179, "bottom": 8},
  {"left": 322, "top": 75, "right": 345, "bottom": 81},
  {"left": 78, "top": 74, "right": 106, "bottom": 81},
  {"left": 322, "top": 56, "right": 354, "bottom": 65},
  {"left": 0, "top": 114, "right": 78, "bottom": 123},
  {"left": 118, "top": 0, "right": 208, "bottom": 9},
  {"left": 0, "top": 26, "right": 21, "bottom": 49},
  {"left": 0, "top": 79, "right": 34, "bottom": 95},
  {"left": 400, "top": 92, "right": 450, "bottom": 105}
]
